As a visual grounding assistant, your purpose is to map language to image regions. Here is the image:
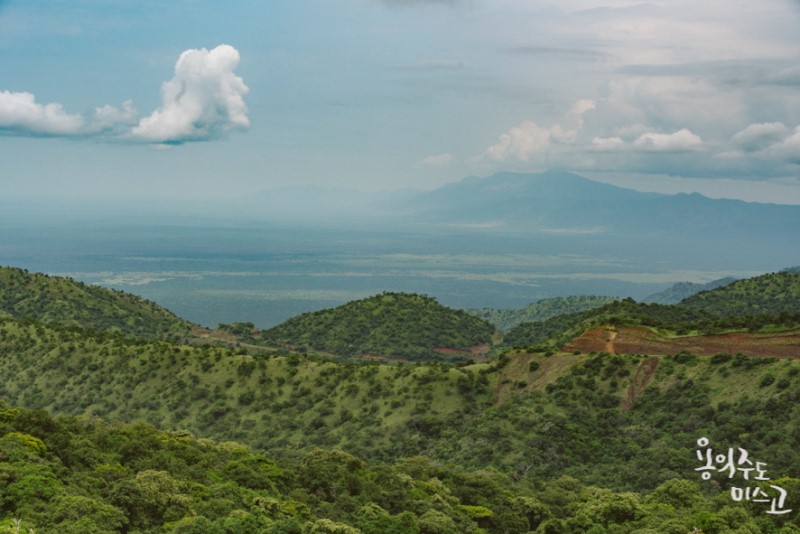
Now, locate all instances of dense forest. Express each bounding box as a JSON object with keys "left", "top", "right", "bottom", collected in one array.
[
  {"left": 259, "top": 292, "right": 496, "bottom": 360},
  {"left": 2, "top": 266, "right": 800, "bottom": 532}
]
